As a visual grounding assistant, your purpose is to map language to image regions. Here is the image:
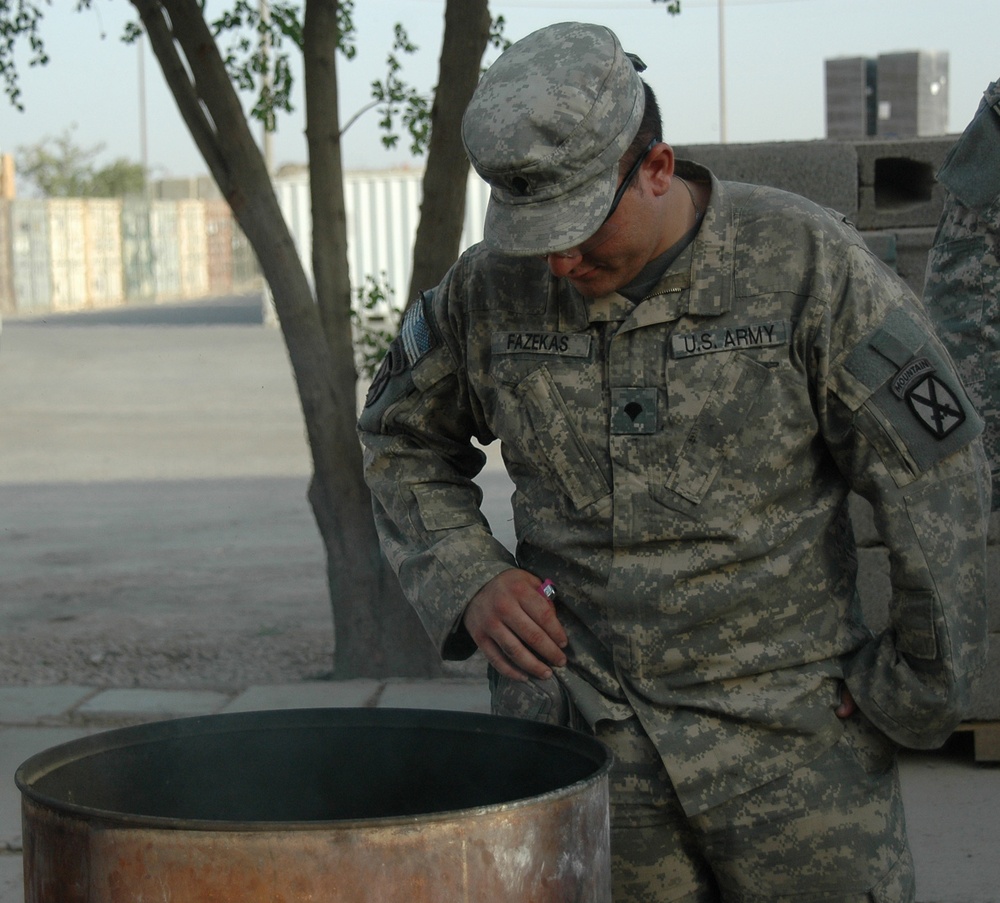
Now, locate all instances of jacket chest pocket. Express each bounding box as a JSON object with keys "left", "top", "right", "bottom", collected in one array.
[
  {"left": 638, "top": 351, "right": 774, "bottom": 524},
  {"left": 490, "top": 357, "right": 611, "bottom": 510},
  {"left": 669, "top": 352, "right": 771, "bottom": 503}
]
